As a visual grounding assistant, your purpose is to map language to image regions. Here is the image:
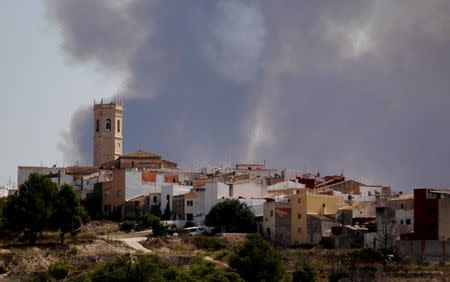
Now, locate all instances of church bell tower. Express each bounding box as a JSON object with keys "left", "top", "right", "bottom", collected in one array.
[{"left": 93, "top": 100, "right": 123, "bottom": 167}]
